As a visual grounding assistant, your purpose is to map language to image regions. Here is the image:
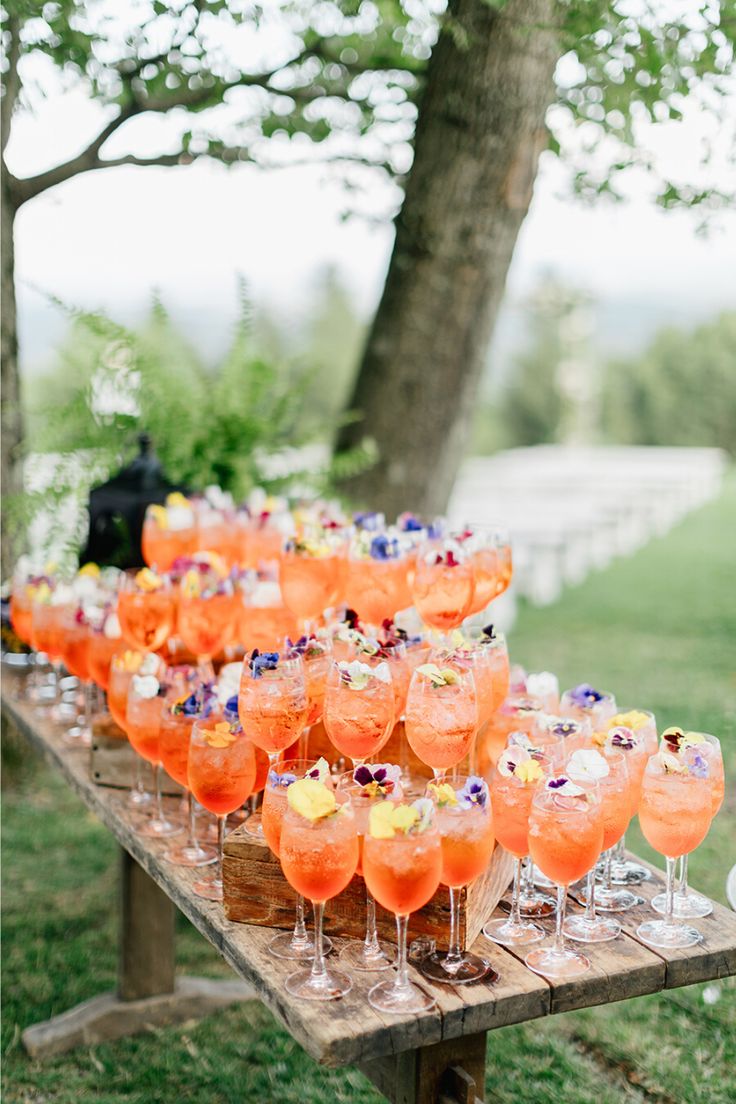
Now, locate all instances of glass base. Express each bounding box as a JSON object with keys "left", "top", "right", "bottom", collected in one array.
[
  {"left": 564, "top": 913, "right": 621, "bottom": 943},
  {"left": 340, "top": 939, "right": 396, "bottom": 971},
  {"left": 164, "top": 841, "right": 217, "bottom": 867},
  {"left": 517, "top": 889, "right": 556, "bottom": 918},
  {"left": 420, "top": 952, "right": 497, "bottom": 985},
  {"left": 285, "top": 966, "right": 352, "bottom": 1001},
  {"left": 192, "top": 876, "right": 223, "bottom": 901},
  {"left": 128, "top": 788, "right": 153, "bottom": 807},
  {"left": 368, "top": 977, "right": 436, "bottom": 1014},
  {"left": 243, "top": 812, "right": 264, "bottom": 840},
  {"left": 637, "top": 918, "right": 701, "bottom": 949},
  {"left": 651, "top": 891, "right": 713, "bottom": 920},
  {"left": 525, "top": 945, "right": 592, "bottom": 979},
  {"left": 483, "top": 916, "right": 545, "bottom": 947},
  {"left": 609, "top": 859, "right": 651, "bottom": 885},
  {"left": 572, "top": 883, "right": 639, "bottom": 913},
  {"left": 139, "top": 816, "right": 181, "bottom": 839},
  {"left": 268, "top": 930, "right": 333, "bottom": 961}
]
